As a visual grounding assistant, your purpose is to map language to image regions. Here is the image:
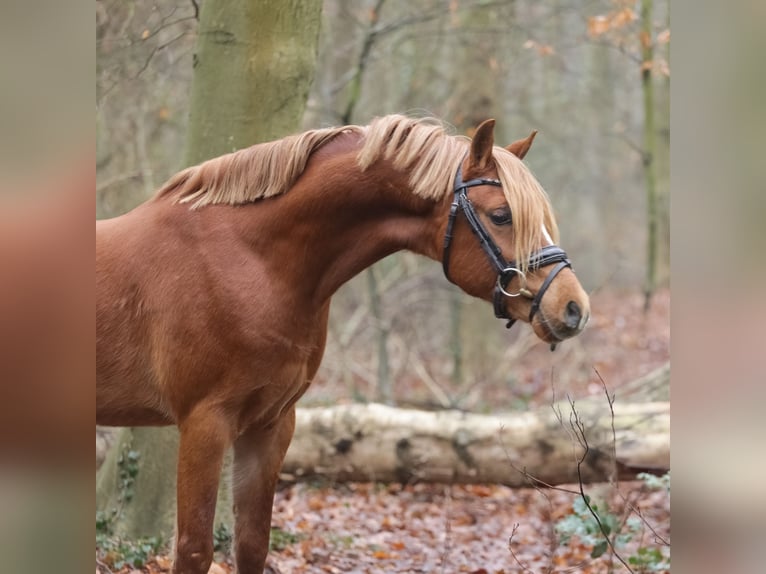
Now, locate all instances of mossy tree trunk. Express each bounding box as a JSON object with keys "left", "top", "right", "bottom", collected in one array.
[
  {"left": 96, "top": 0, "right": 322, "bottom": 543},
  {"left": 184, "top": 0, "right": 323, "bottom": 165},
  {"left": 96, "top": 428, "right": 182, "bottom": 539}
]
